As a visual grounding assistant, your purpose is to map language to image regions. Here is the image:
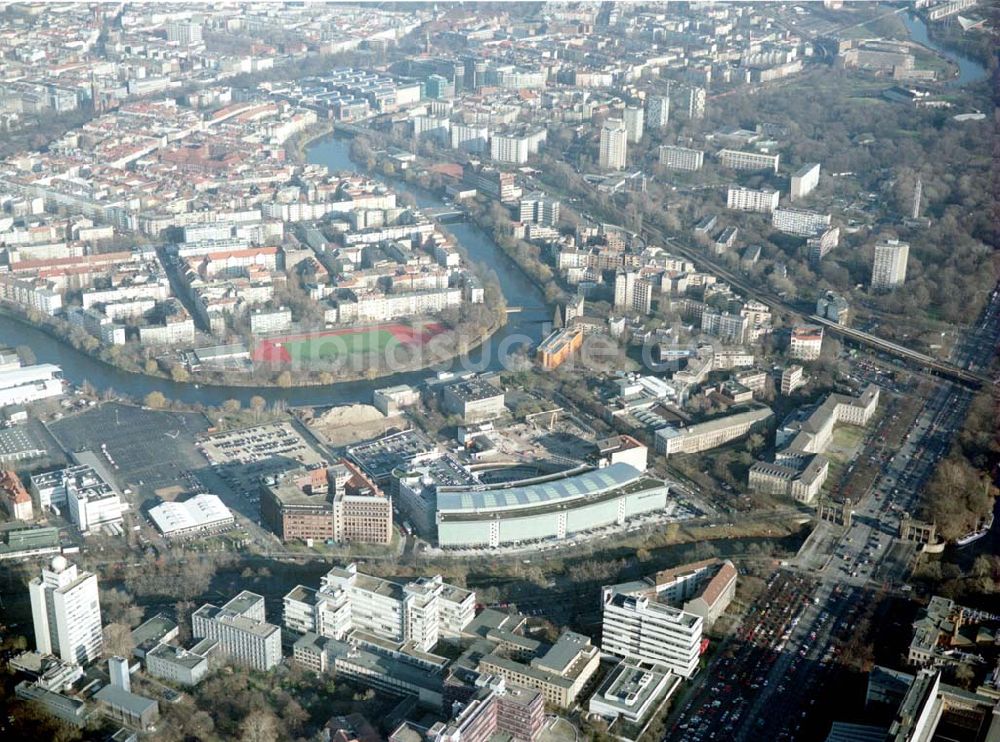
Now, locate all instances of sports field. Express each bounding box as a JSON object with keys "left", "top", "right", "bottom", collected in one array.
[{"left": 252, "top": 322, "right": 444, "bottom": 364}]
